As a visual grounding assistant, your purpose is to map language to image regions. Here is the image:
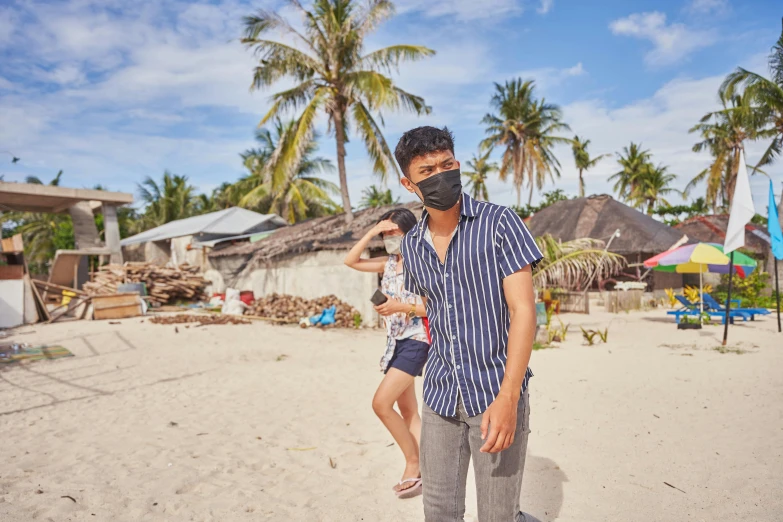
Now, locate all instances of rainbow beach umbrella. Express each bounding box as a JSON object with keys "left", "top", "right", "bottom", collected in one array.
[{"left": 644, "top": 243, "right": 757, "bottom": 322}]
